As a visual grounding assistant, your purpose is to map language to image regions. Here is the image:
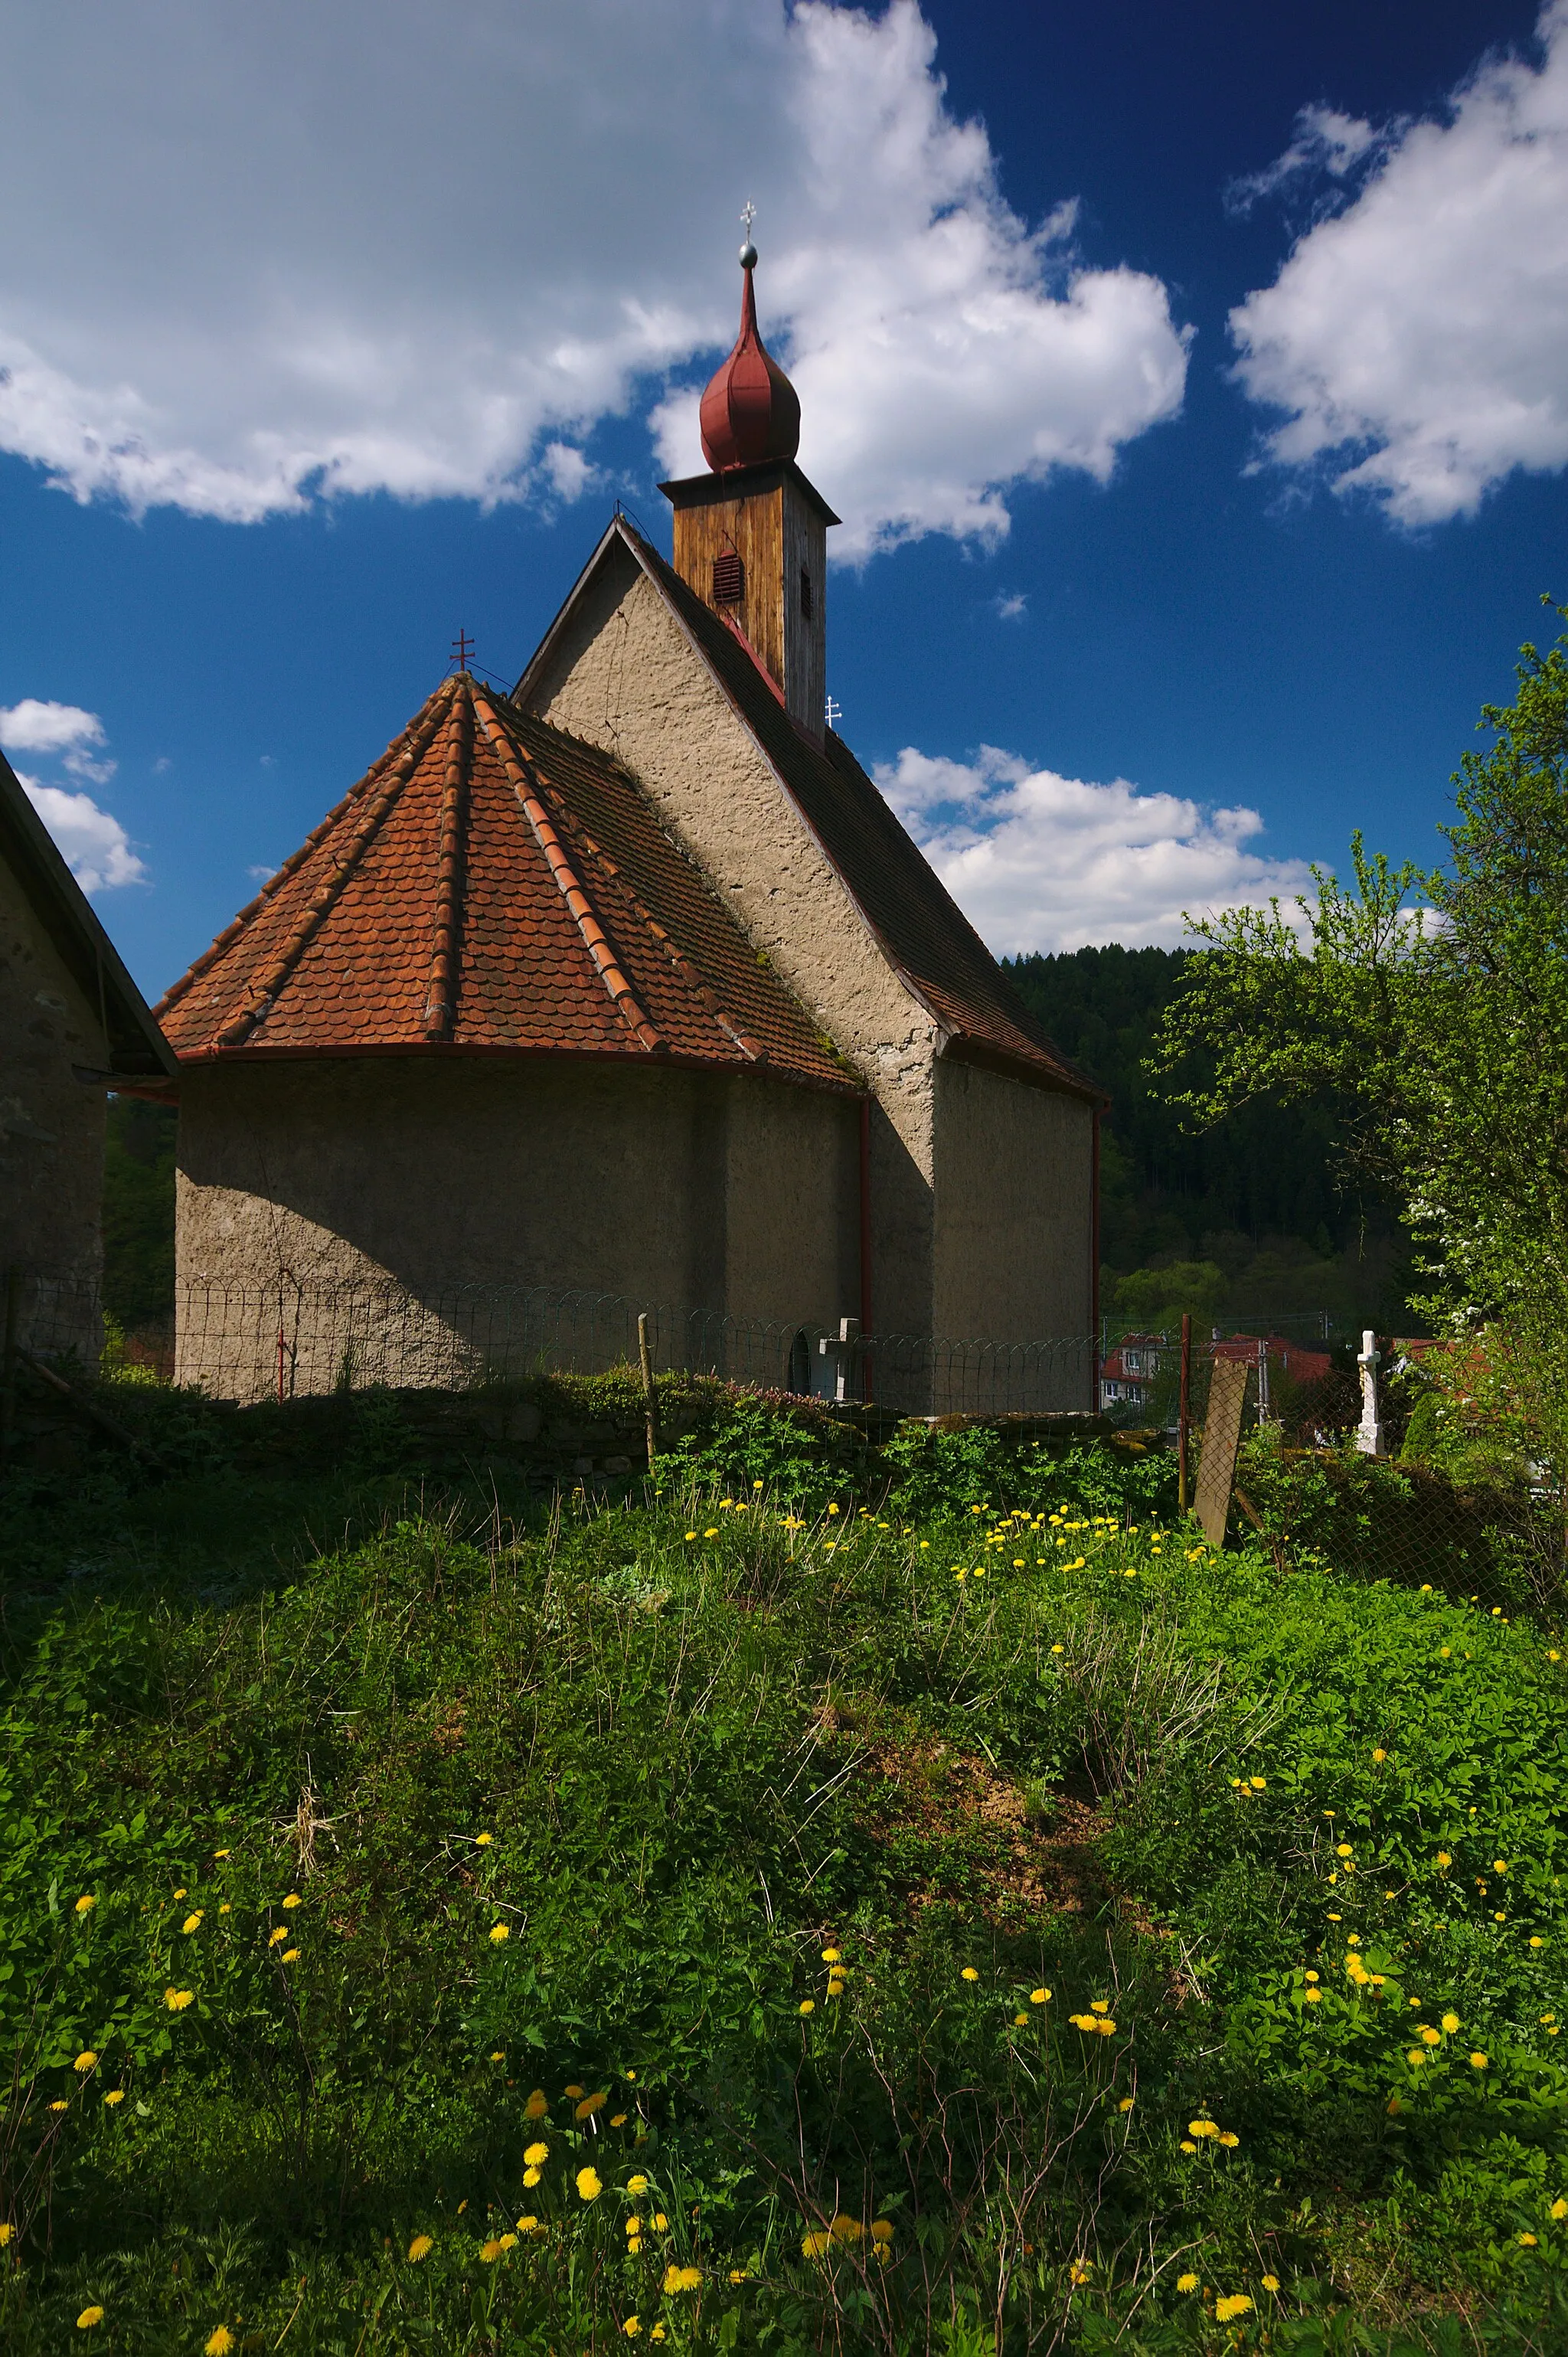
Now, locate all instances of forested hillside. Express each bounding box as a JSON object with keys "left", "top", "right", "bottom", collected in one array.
[{"left": 1005, "top": 946, "right": 1413, "bottom": 1331}]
